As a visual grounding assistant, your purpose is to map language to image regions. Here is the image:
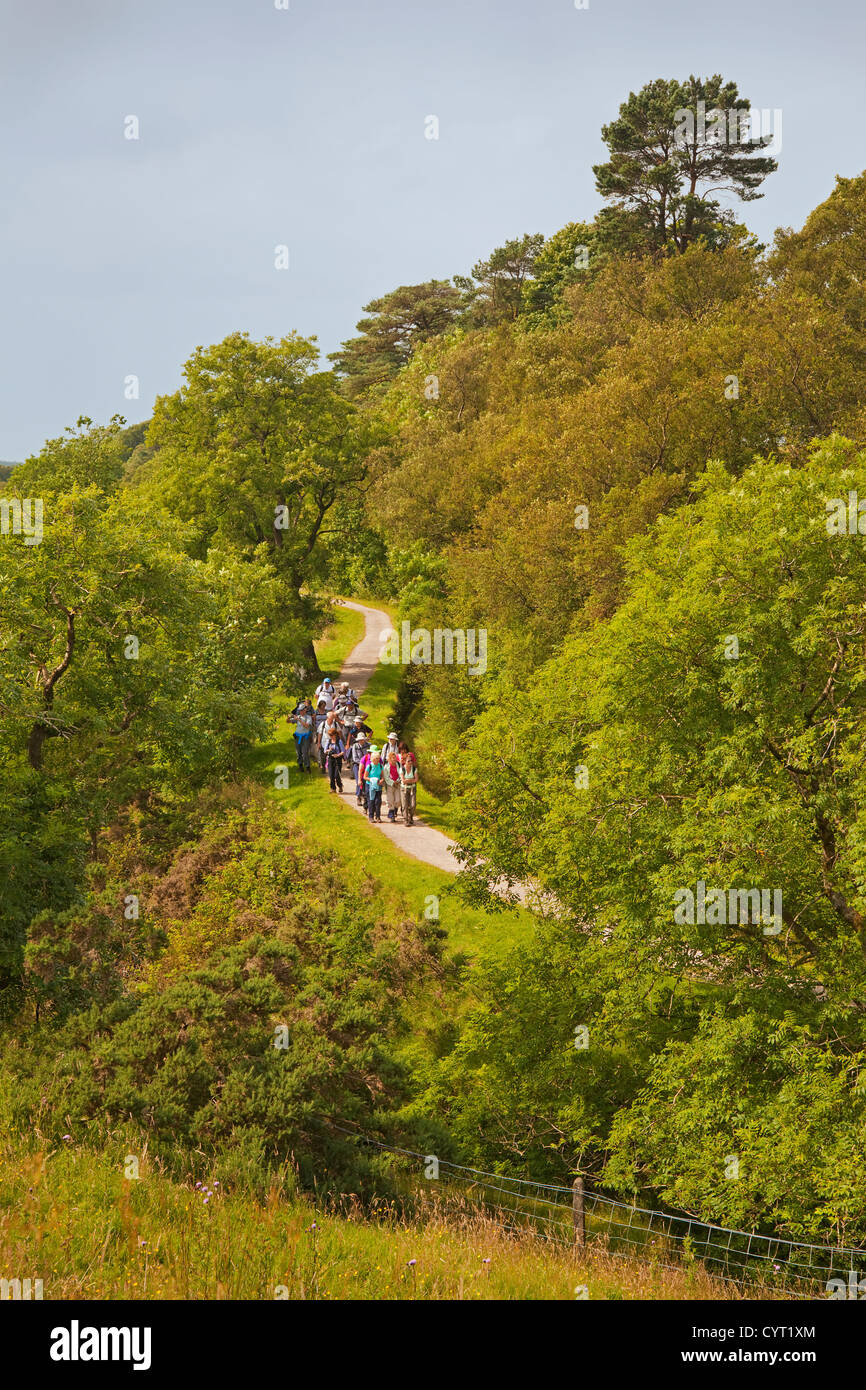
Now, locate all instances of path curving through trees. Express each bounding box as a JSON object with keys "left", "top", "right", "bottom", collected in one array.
[{"left": 335, "top": 600, "right": 537, "bottom": 907}]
